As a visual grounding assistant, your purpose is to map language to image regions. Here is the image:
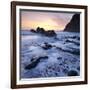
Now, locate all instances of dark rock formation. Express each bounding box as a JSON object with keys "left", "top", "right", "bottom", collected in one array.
[
  {"left": 25, "top": 56, "right": 48, "bottom": 70},
  {"left": 68, "top": 70, "right": 78, "bottom": 76},
  {"left": 42, "top": 42, "right": 52, "bottom": 50},
  {"left": 63, "top": 68, "right": 68, "bottom": 74},
  {"left": 65, "top": 39, "right": 80, "bottom": 46},
  {"left": 36, "top": 27, "right": 56, "bottom": 37},
  {"left": 45, "top": 30, "right": 56, "bottom": 37},
  {"left": 64, "top": 14, "right": 80, "bottom": 32},
  {"left": 77, "top": 66, "right": 80, "bottom": 71},
  {"left": 57, "top": 57, "right": 62, "bottom": 60},
  {"left": 56, "top": 46, "right": 80, "bottom": 55},
  {"left": 30, "top": 29, "right": 36, "bottom": 33},
  {"left": 36, "top": 27, "right": 45, "bottom": 34}
]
